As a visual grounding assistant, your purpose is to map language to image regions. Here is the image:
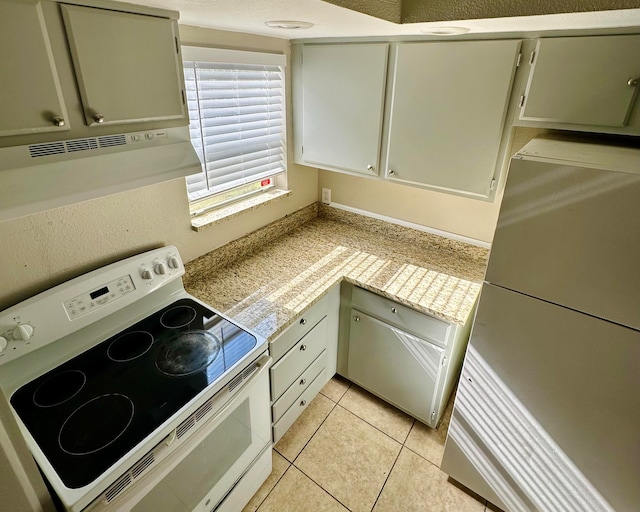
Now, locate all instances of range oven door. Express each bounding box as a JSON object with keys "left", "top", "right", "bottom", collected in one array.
[{"left": 86, "top": 353, "right": 272, "bottom": 512}]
